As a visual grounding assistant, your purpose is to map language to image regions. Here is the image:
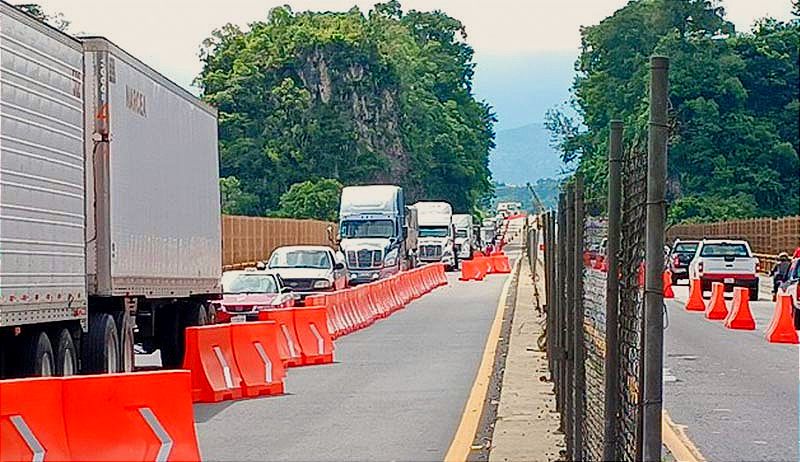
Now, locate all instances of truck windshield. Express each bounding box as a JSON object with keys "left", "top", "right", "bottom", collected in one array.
[
  {"left": 269, "top": 249, "right": 331, "bottom": 269},
  {"left": 224, "top": 274, "right": 278, "bottom": 294},
  {"left": 456, "top": 229, "right": 468, "bottom": 238},
  {"left": 340, "top": 220, "right": 395, "bottom": 239},
  {"left": 700, "top": 243, "right": 750, "bottom": 258},
  {"left": 420, "top": 226, "right": 449, "bottom": 238}
]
